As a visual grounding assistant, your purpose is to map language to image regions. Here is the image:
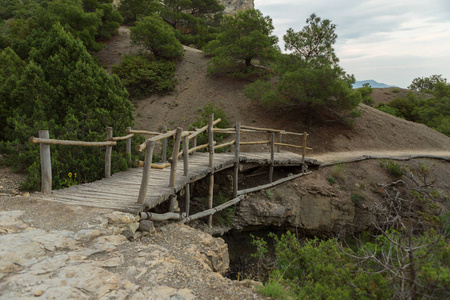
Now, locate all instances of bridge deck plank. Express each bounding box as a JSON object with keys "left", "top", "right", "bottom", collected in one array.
[{"left": 35, "top": 152, "right": 308, "bottom": 213}]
